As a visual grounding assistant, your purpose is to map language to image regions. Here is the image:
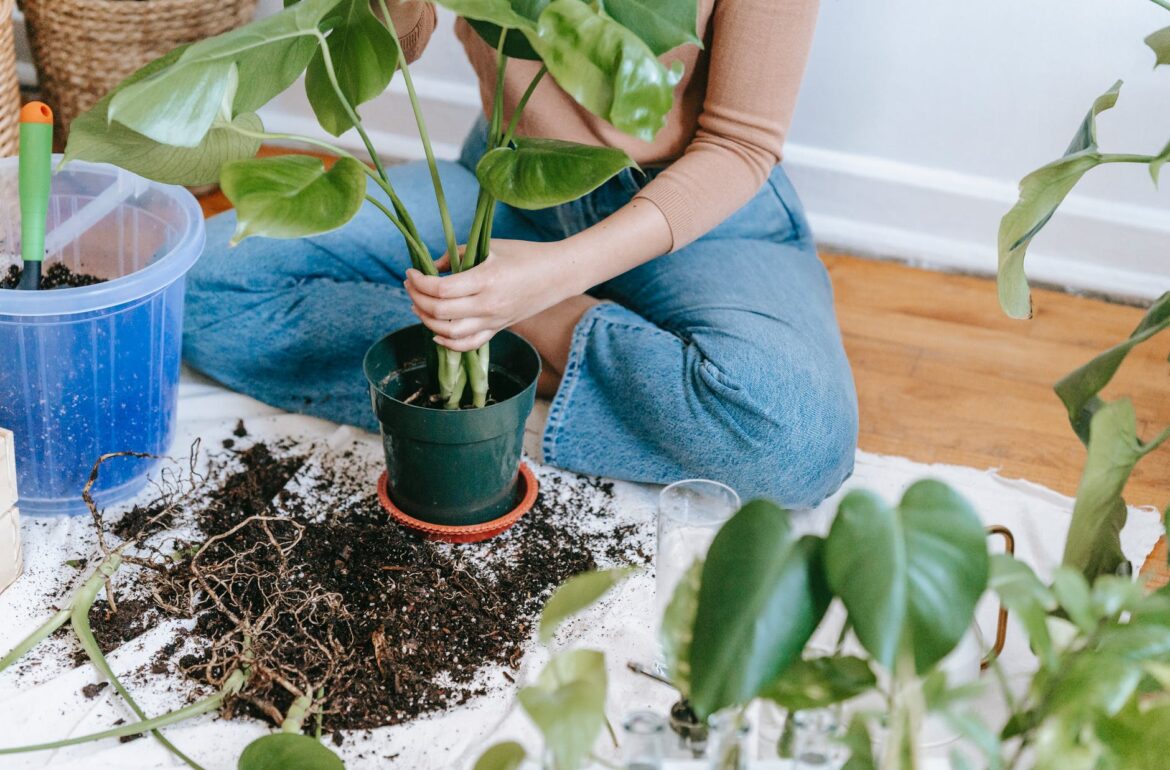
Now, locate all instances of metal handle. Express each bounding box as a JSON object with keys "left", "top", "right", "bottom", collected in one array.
[{"left": 982, "top": 524, "right": 1014, "bottom": 670}]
